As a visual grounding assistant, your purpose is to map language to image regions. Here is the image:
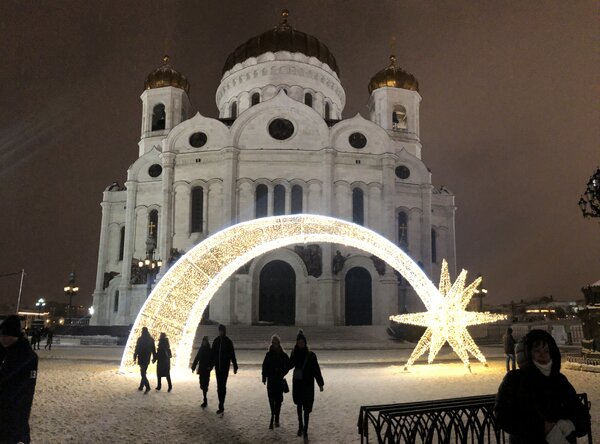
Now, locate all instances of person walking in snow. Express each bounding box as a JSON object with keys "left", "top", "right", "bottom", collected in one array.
[
  {"left": 211, "top": 324, "right": 238, "bottom": 415},
  {"left": 153, "top": 332, "right": 172, "bottom": 392},
  {"left": 133, "top": 327, "right": 156, "bottom": 394},
  {"left": 289, "top": 329, "right": 324, "bottom": 440},
  {"left": 262, "top": 334, "right": 290, "bottom": 429},
  {"left": 191, "top": 335, "right": 212, "bottom": 408}
]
